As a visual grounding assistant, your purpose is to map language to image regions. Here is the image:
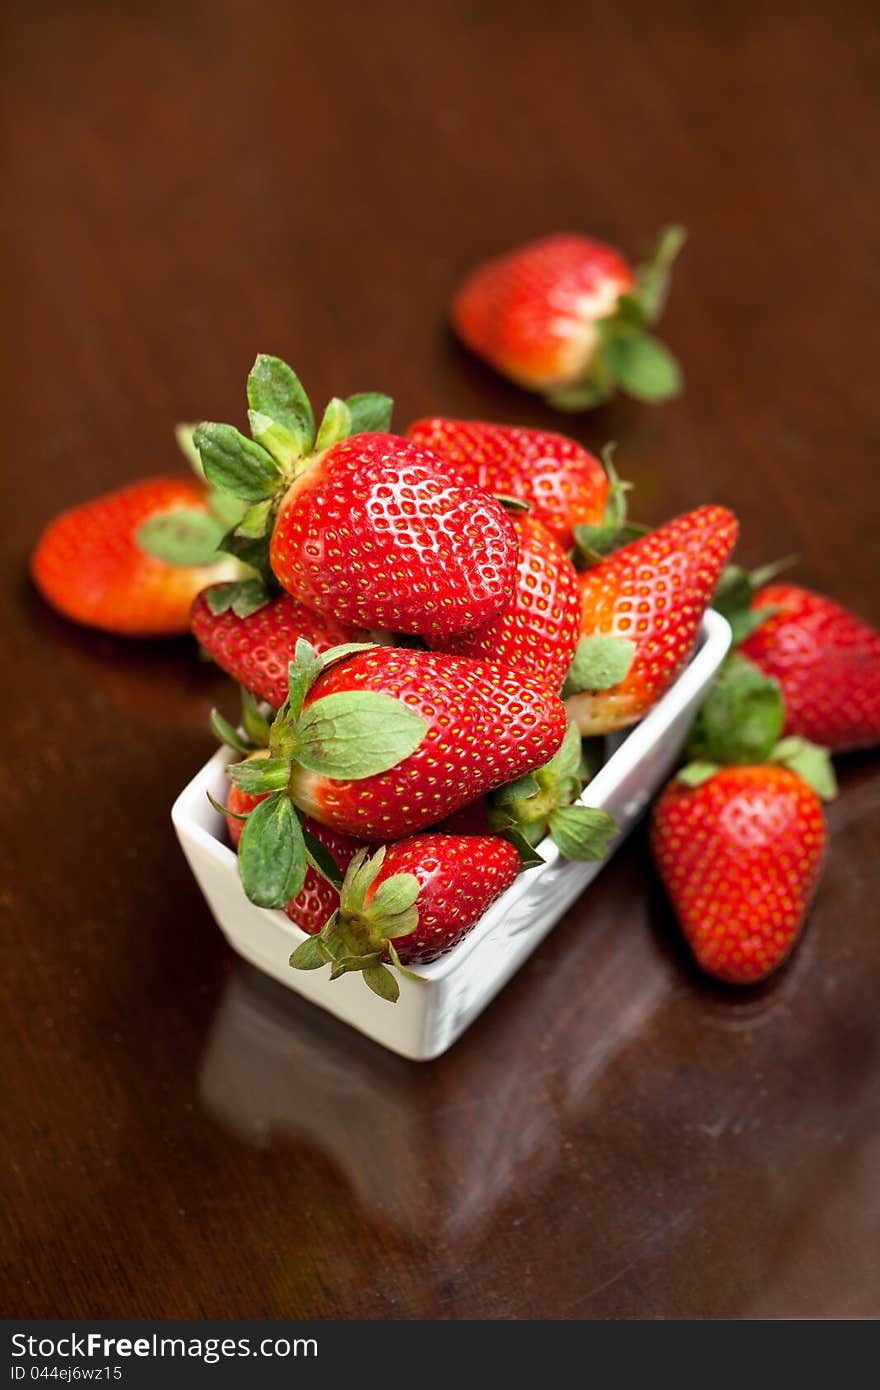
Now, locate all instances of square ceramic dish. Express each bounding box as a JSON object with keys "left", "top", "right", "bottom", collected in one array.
[{"left": 172, "top": 610, "right": 731, "bottom": 1060}]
